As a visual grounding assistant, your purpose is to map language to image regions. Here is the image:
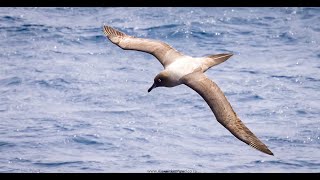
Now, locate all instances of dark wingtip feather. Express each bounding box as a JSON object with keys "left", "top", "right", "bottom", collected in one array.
[
  {"left": 249, "top": 141, "right": 274, "bottom": 156},
  {"left": 103, "top": 25, "right": 126, "bottom": 37},
  {"left": 264, "top": 148, "right": 274, "bottom": 156}
]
